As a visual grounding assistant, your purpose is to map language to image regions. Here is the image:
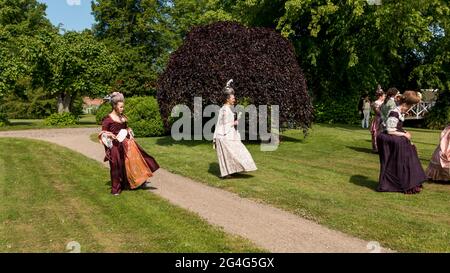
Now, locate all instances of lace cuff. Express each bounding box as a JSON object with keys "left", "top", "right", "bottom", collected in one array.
[{"left": 386, "top": 117, "right": 399, "bottom": 132}]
